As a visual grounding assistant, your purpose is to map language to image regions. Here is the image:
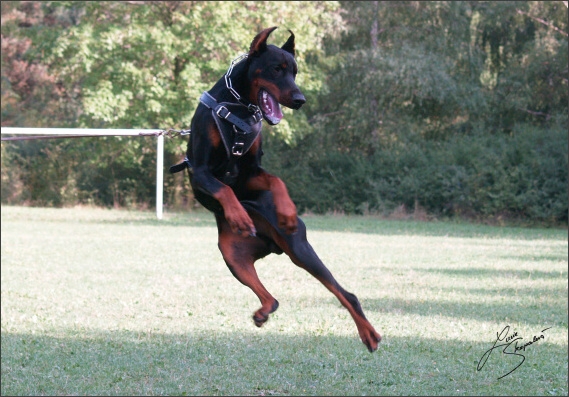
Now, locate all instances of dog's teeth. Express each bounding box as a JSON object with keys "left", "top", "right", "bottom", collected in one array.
[
  {"left": 261, "top": 90, "right": 277, "bottom": 118},
  {"left": 262, "top": 91, "right": 272, "bottom": 113}
]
